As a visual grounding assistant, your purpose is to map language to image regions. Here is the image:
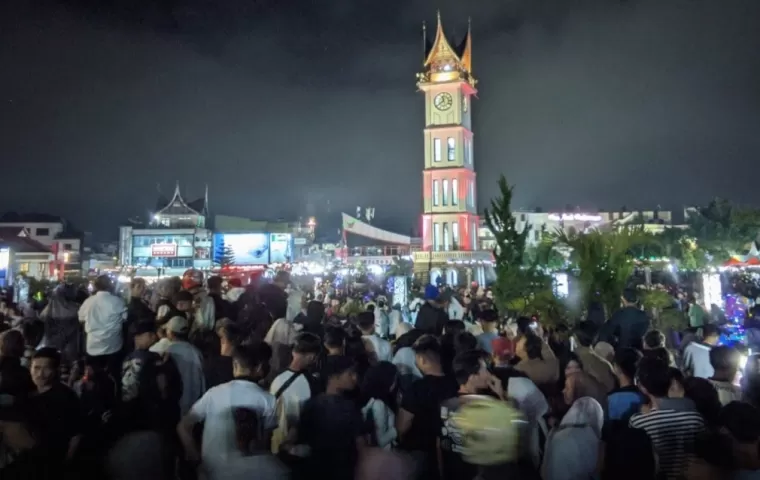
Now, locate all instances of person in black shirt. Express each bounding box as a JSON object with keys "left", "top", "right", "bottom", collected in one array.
[
  {"left": 297, "top": 356, "right": 365, "bottom": 480},
  {"left": 396, "top": 335, "right": 458, "bottom": 480},
  {"left": 28, "top": 347, "right": 83, "bottom": 472},
  {"left": 415, "top": 286, "right": 449, "bottom": 336},
  {"left": 203, "top": 321, "right": 239, "bottom": 388}
]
